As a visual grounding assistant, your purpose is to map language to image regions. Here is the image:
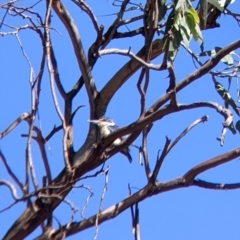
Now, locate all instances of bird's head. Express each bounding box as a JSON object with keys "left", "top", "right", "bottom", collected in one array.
[{"left": 88, "top": 117, "right": 116, "bottom": 128}]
